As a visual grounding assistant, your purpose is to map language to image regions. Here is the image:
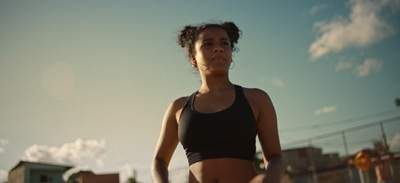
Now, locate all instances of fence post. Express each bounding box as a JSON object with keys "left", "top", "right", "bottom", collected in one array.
[
  {"left": 358, "top": 168, "right": 365, "bottom": 183},
  {"left": 342, "top": 131, "right": 355, "bottom": 183},
  {"left": 308, "top": 139, "right": 318, "bottom": 183},
  {"left": 379, "top": 122, "right": 396, "bottom": 180}
]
